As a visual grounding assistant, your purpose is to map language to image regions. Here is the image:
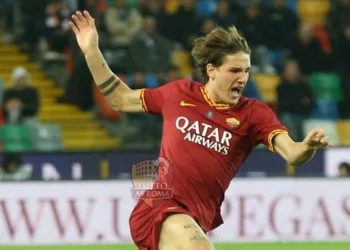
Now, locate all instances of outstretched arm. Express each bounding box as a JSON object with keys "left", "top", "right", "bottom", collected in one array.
[
  {"left": 273, "top": 129, "right": 333, "bottom": 166},
  {"left": 70, "top": 10, "right": 143, "bottom": 113}
]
